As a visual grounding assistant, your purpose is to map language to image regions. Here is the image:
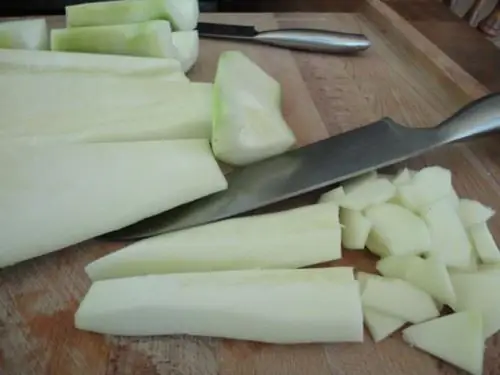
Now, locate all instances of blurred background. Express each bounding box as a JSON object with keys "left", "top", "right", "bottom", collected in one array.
[
  {"left": 0, "top": 0, "right": 220, "bottom": 16},
  {"left": 0, "top": 0, "right": 497, "bottom": 44}
]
